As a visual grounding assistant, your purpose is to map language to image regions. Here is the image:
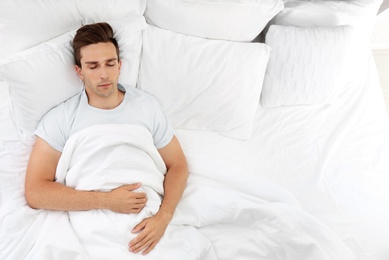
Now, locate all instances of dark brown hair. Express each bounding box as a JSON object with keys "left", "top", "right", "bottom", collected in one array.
[{"left": 72, "top": 22, "right": 120, "bottom": 67}]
